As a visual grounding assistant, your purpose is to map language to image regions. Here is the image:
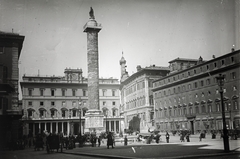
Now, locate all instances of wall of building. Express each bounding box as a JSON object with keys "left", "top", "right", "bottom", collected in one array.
[
  {"left": 0, "top": 32, "right": 24, "bottom": 150},
  {"left": 21, "top": 73, "right": 123, "bottom": 136},
  {"left": 120, "top": 66, "right": 170, "bottom": 133},
  {"left": 153, "top": 50, "right": 240, "bottom": 134}
]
